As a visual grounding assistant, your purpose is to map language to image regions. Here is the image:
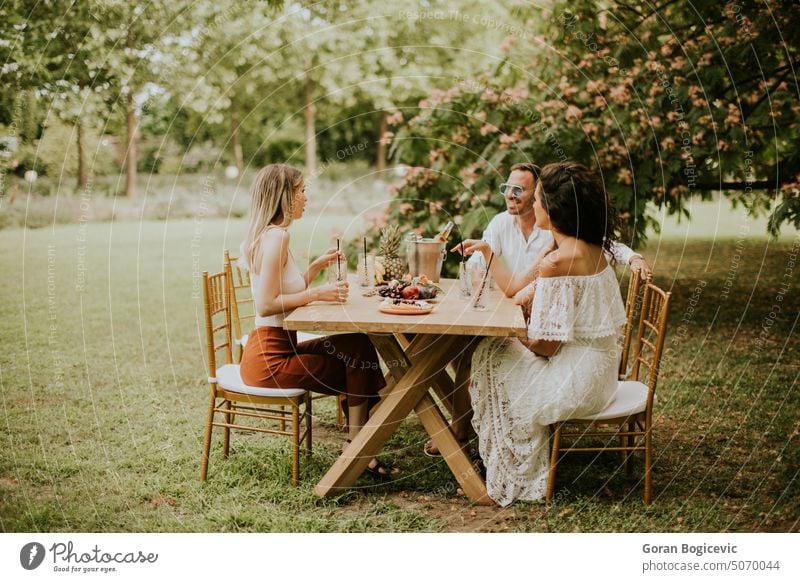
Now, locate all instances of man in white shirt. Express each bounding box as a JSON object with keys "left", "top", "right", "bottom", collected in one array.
[
  {"left": 468, "top": 163, "right": 651, "bottom": 298},
  {"left": 424, "top": 162, "right": 652, "bottom": 457}
]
